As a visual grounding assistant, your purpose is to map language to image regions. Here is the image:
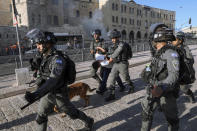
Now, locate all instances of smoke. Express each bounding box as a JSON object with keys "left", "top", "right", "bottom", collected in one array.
[
  {"left": 63, "top": 0, "right": 76, "bottom": 17},
  {"left": 81, "top": 9, "right": 108, "bottom": 39}
]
